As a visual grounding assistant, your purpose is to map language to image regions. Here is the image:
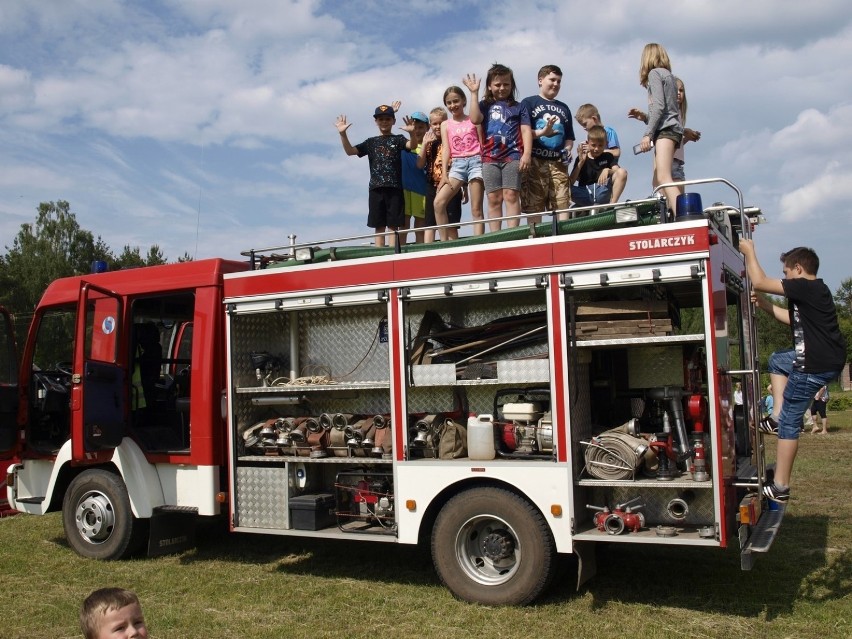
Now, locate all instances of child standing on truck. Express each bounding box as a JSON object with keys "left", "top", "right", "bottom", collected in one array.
[
  {"left": 80, "top": 588, "right": 148, "bottom": 639},
  {"left": 418, "top": 106, "right": 466, "bottom": 242},
  {"left": 741, "top": 241, "right": 846, "bottom": 503},
  {"left": 432, "top": 79, "right": 485, "bottom": 239},
  {"left": 474, "top": 63, "right": 532, "bottom": 232},
  {"left": 335, "top": 104, "right": 419, "bottom": 247},
  {"left": 635, "top": 43, "right": 683, "bottom": 215},
  {"left": 521, "top": 64, "right": 575, "bottom": 224}
]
